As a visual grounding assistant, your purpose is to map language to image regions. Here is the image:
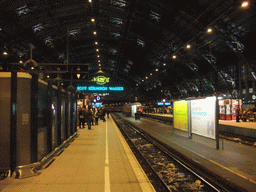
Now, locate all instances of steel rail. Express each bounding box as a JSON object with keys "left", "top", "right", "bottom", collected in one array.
[{"left": 112, "top": 113, "right": 225, "bottom": 192}]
